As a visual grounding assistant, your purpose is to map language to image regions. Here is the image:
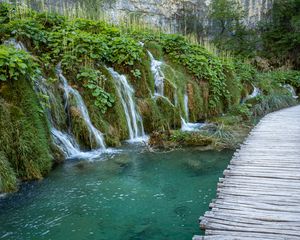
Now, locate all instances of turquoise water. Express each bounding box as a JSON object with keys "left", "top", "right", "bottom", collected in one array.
[{"left": 0, "top": 146, "right": 232, "bottom": 240}]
